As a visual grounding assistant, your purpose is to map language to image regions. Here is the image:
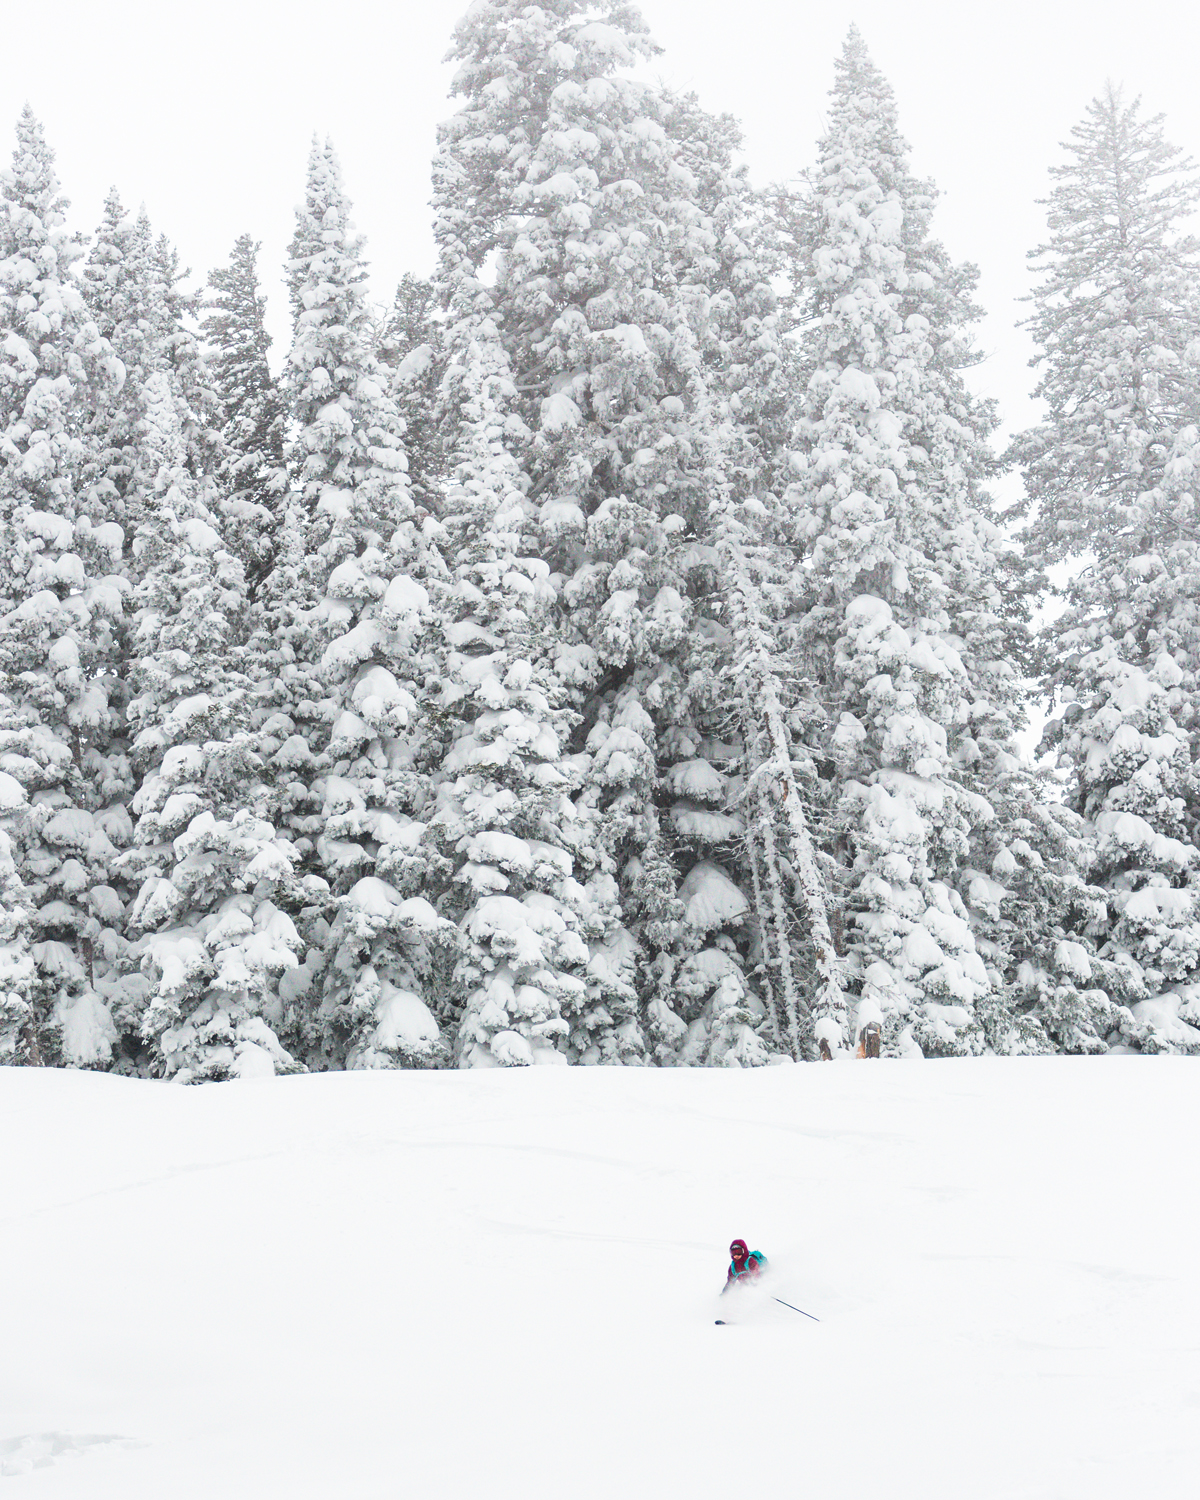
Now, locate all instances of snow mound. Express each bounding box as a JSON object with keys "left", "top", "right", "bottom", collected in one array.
[{"left": 678, "top": 861, "right": 749, "bottom": 929}]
